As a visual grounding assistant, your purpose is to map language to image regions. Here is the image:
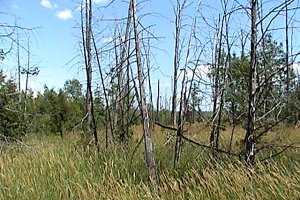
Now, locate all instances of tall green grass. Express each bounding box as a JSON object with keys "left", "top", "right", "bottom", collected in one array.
[{"left": 1, "top": 127, "right": 300, "bottom": 199}]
